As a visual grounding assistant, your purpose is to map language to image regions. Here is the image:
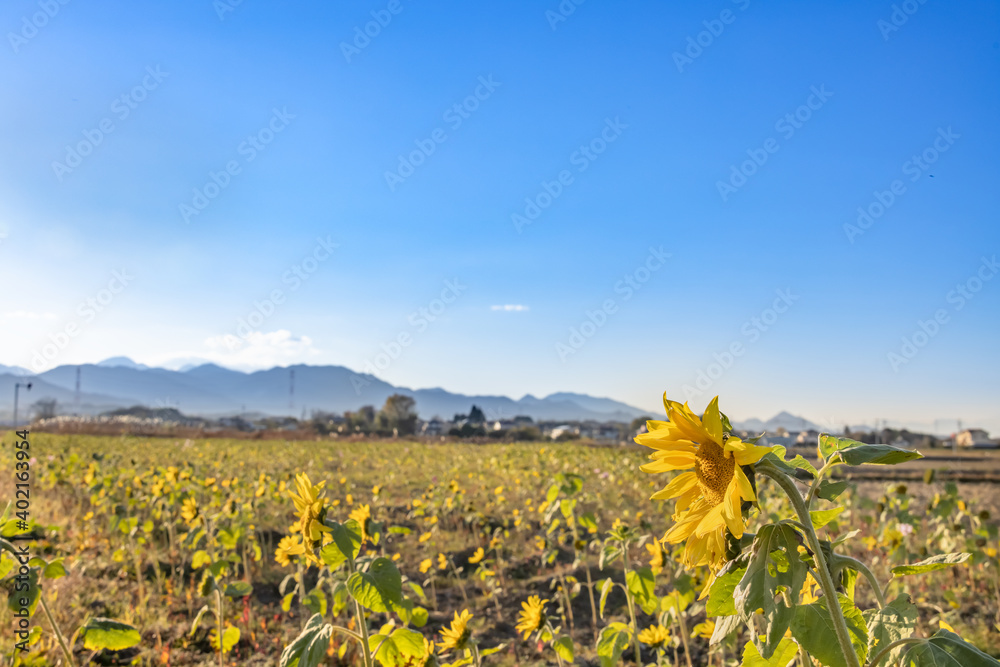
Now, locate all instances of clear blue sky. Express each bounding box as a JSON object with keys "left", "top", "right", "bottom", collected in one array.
[{"left": 2, "top": 0, "right": 998, "bottom": 433}]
